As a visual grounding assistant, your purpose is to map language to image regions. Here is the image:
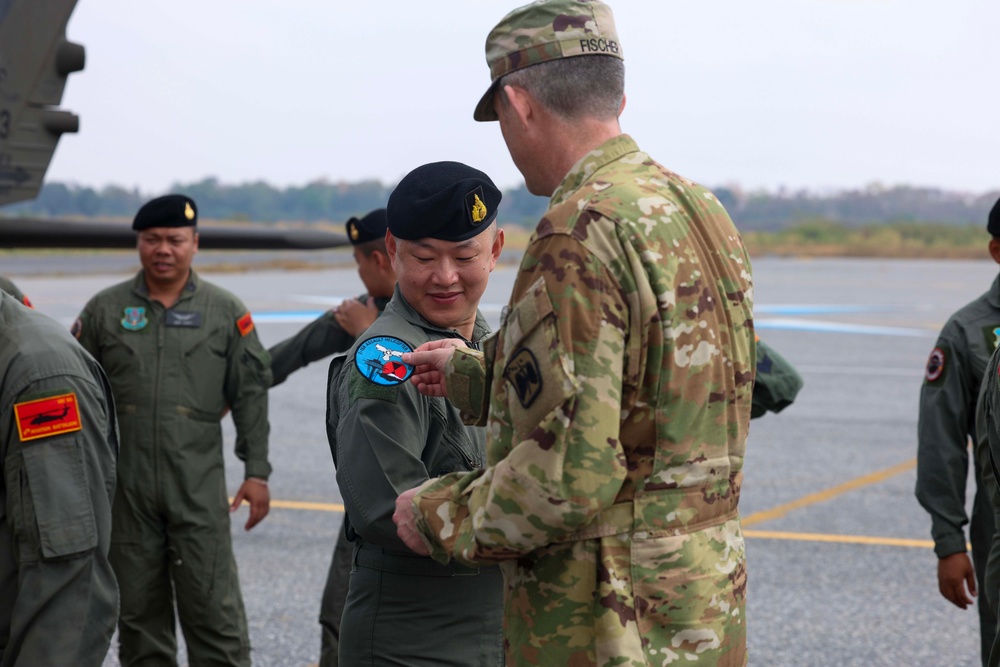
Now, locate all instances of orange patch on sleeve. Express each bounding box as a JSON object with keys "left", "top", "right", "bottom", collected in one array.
[
  {"left": 237, "top": 312, "right": 255, "bottom": 337},
  {"left": 14, "top": 392, "right": 83, "bottom": 442}
]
